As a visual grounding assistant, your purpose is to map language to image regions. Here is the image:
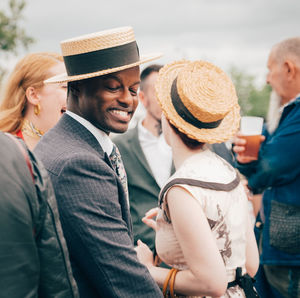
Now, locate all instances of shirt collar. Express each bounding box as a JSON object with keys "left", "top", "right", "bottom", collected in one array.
[
  {"left": 279, "top": 95, "right": 299, "bottom": 113},
  {"left": 66, "top": 110, "right": 113, "bottom": 155}
]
